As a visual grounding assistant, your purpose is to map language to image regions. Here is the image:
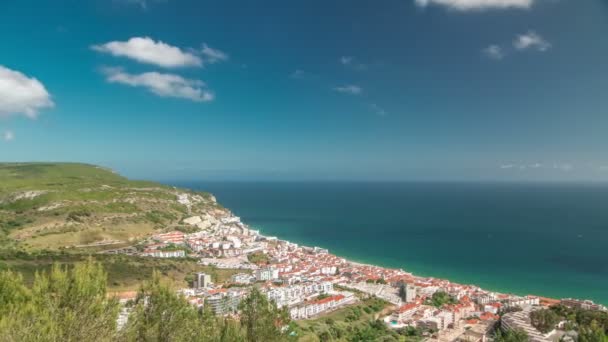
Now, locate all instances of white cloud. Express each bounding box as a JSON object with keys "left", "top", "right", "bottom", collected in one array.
[
  {"left": 3, "top": 130, "right": 14, "bottom": 142},
  {"left": 514, "top": 31, "right": 551, "bottom": 51},
  {"left": 0, "top": 65, "right": 54, "bottom": 119},
  {"left": 92, "top": 37, "right": 202, "bottom": 68},
  {"left": 415, "top": 0, "right": 534, "bottom": 11},
  {"left": 333, "top": 85, "right": 362, "bottom": 95},
  {"left": 369, "top": 103, "right": 387, "bottom": 116},
  {"left": 482, "top": 45, "right": 505, "bottom": 60},
  {"left": 500, "top": 164, "right": 515, "bottom": 169},
  {"left": 201, "top": 44, "right": 228, "bottom": 64},
  {"left": 101, "top": 67, "right": 214, "bottom": 102}
]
